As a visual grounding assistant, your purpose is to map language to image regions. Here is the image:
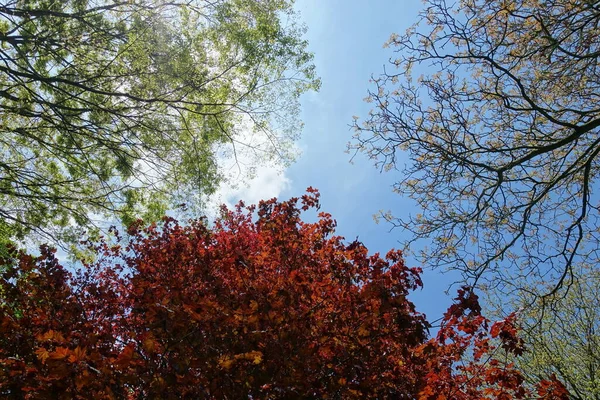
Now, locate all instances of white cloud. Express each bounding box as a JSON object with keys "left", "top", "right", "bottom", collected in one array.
[
  {"left": 212, "top": 162, "right": 291, "bottom": 210},
  {"left": 206, "top": 114, "right": 296, "bottom": 215}
]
